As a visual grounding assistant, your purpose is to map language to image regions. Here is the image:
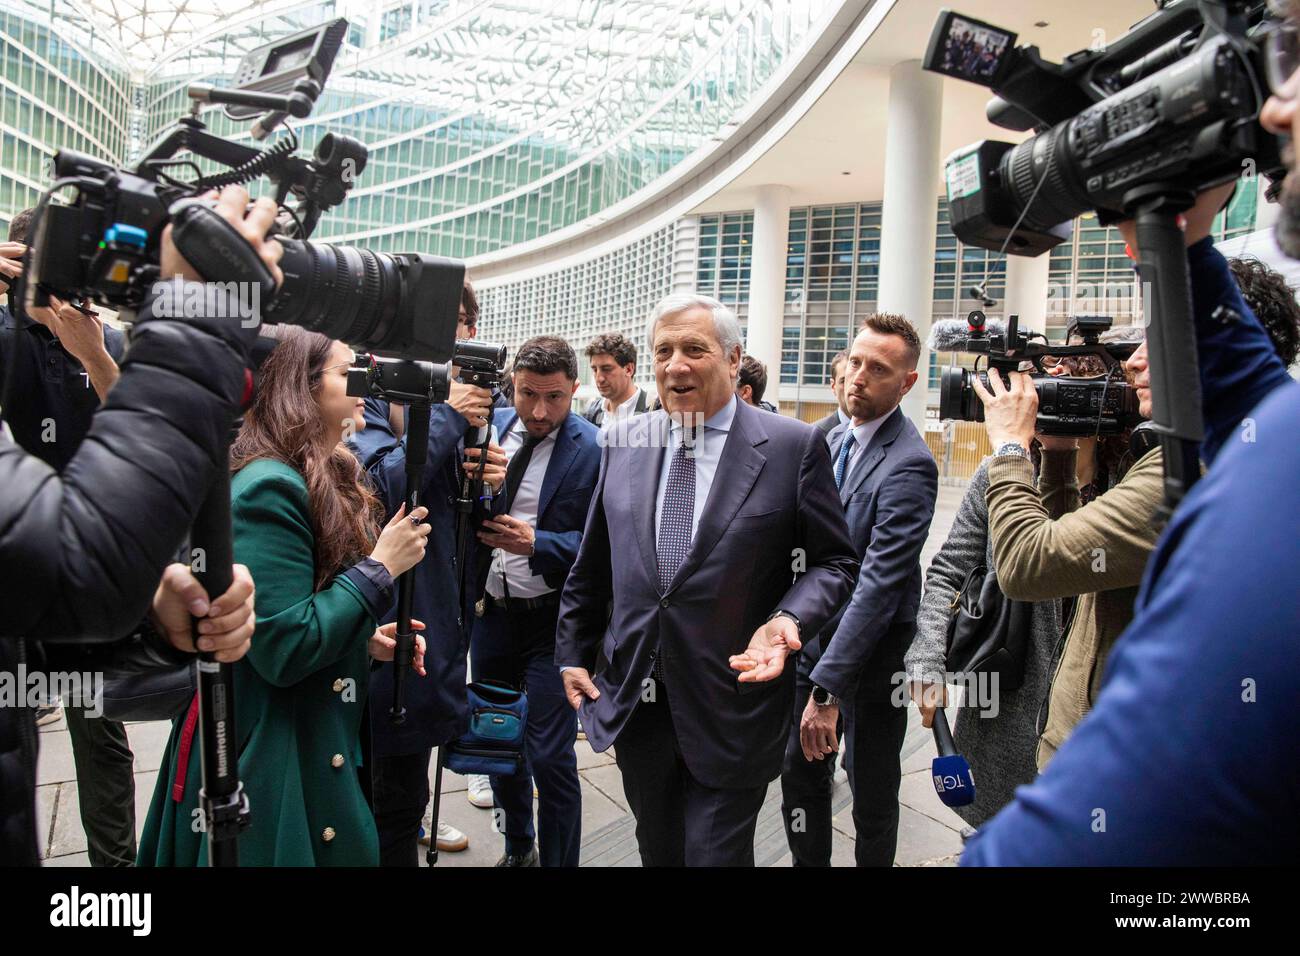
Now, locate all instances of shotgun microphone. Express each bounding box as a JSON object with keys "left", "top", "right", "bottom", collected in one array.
[{"left": 931, "top": 706, "right": 976, "bottom": 808}]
